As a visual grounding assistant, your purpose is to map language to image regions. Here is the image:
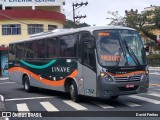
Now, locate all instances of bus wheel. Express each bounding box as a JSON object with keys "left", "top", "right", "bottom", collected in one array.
[
  {"left": 70, "top": 81, "right": 79, "bottom": 102},
  {"left": 23, "top": 76, "right": 32, "bottom": 93}
]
